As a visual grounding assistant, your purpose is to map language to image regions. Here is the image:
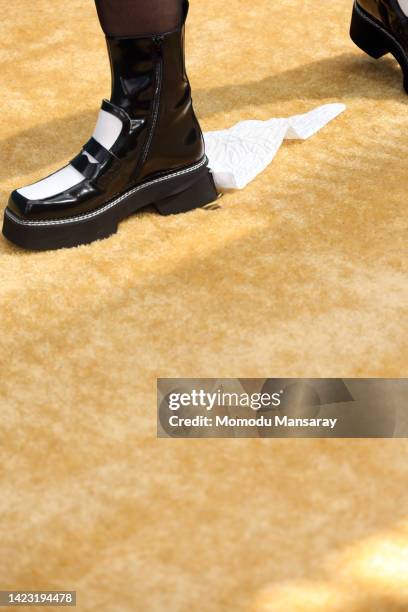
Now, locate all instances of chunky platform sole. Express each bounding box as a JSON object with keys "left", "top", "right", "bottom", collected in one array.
[
  {"left": 350, "top": 2, "right": 408, "bottom": 93},
  {"left": 2, "top": 158, "right": 218, "bottom": 251}
]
